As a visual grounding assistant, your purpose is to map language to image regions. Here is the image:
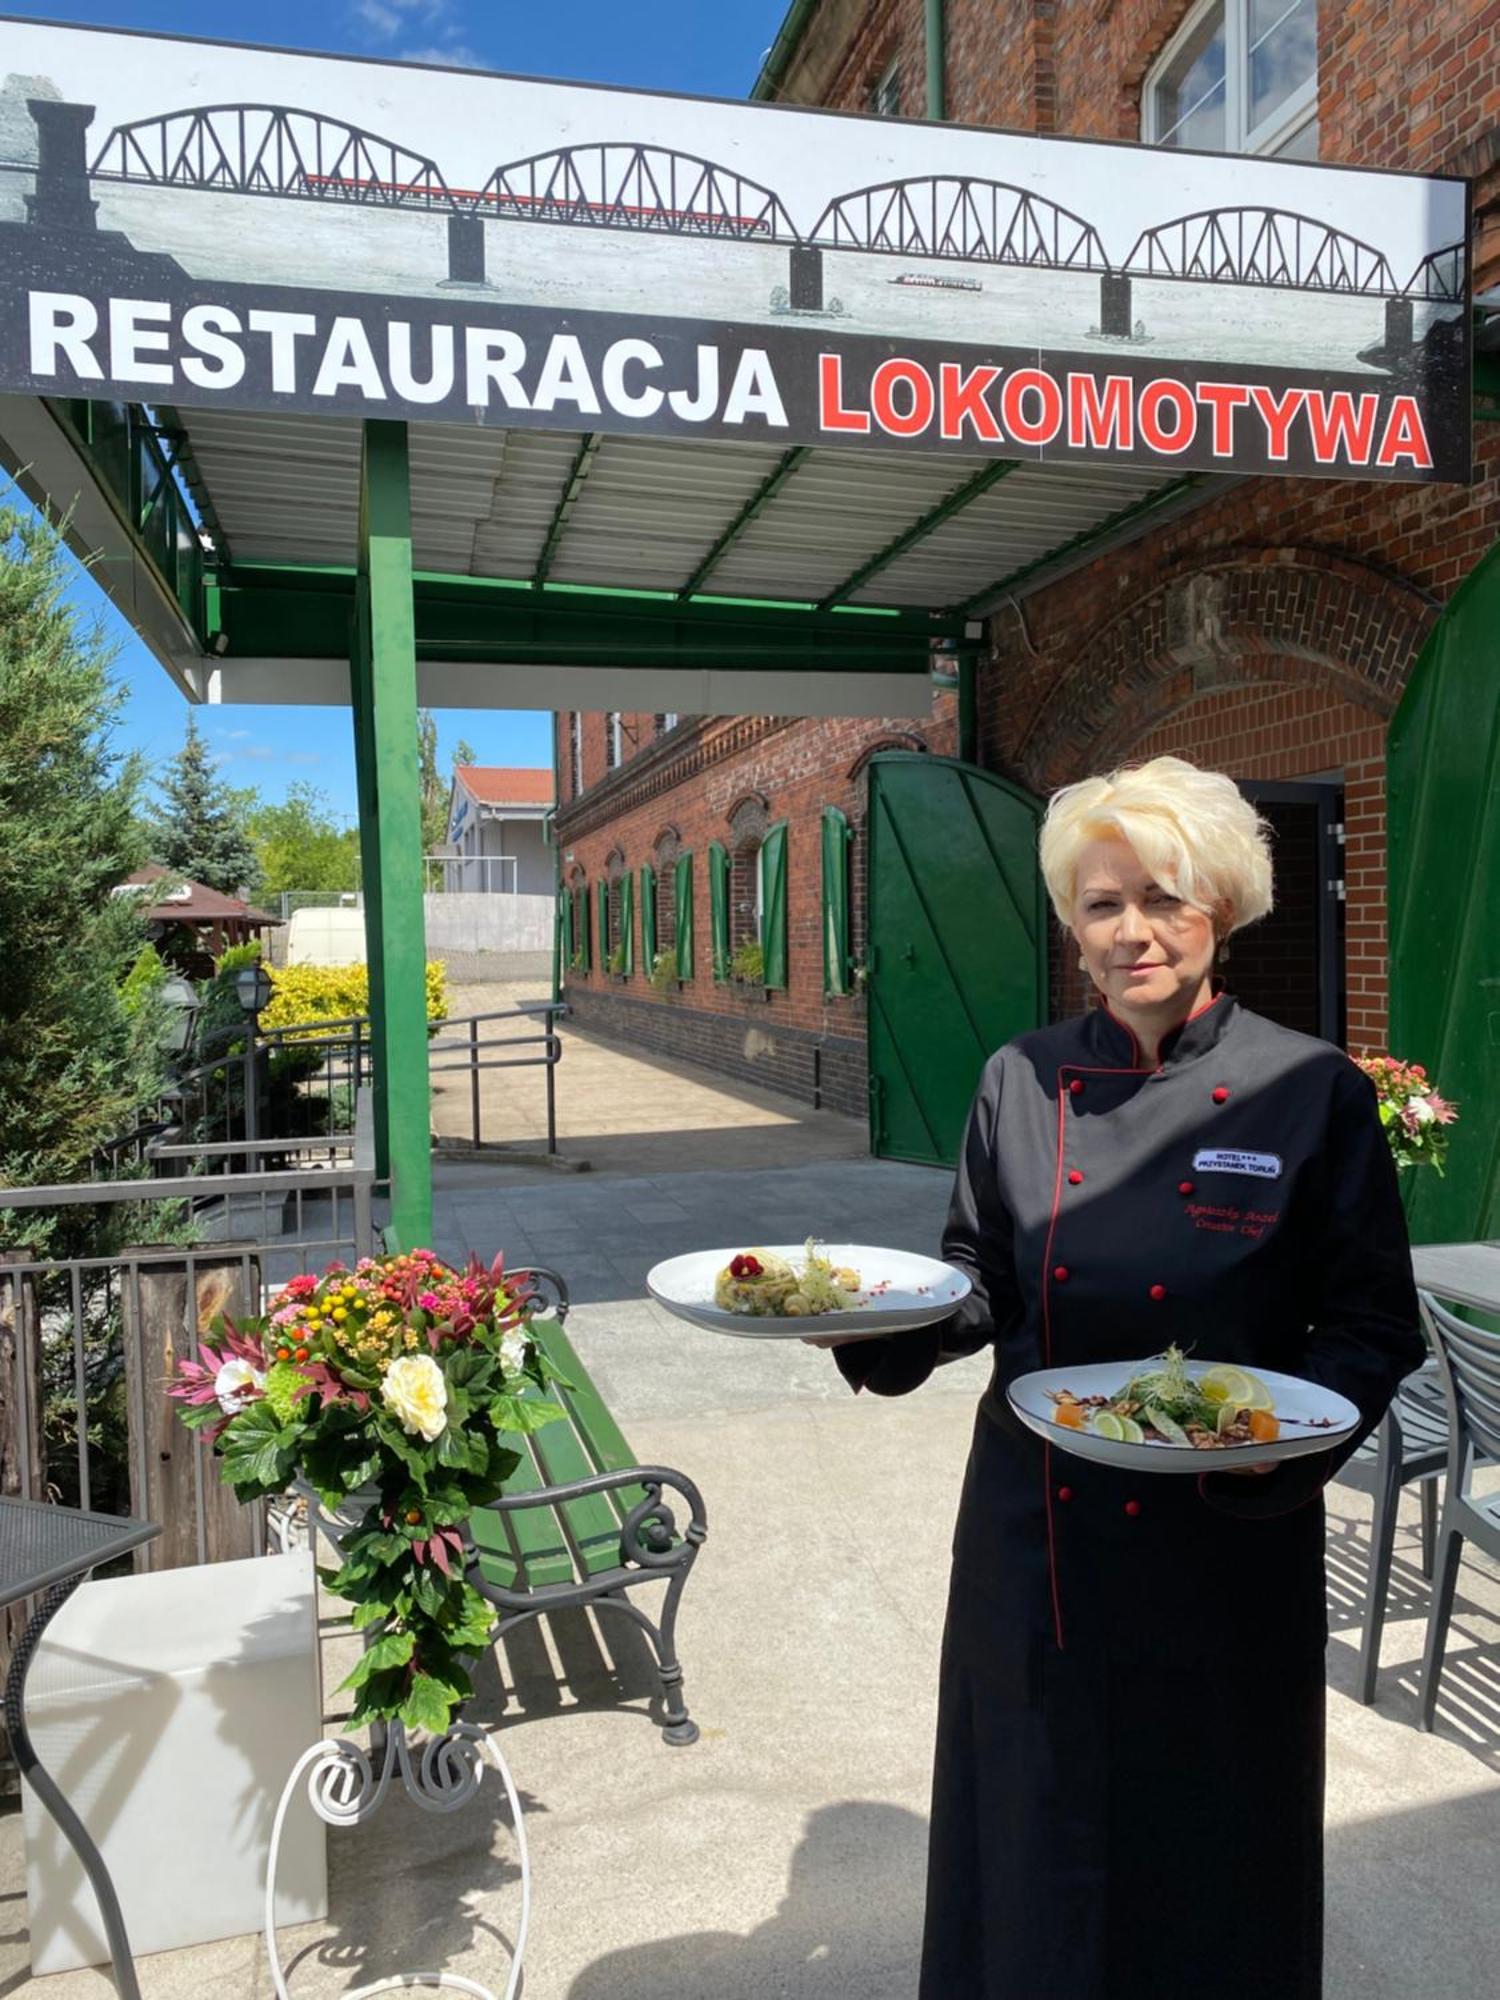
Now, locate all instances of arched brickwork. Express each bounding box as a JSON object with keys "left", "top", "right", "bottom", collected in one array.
[{"left": 1018, "top": 550, "right": 1437, "bottom": 789}]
